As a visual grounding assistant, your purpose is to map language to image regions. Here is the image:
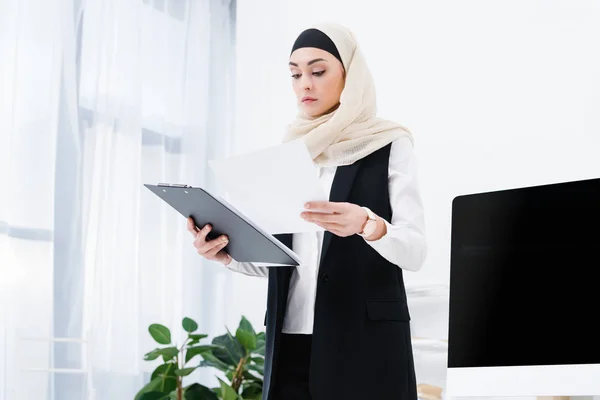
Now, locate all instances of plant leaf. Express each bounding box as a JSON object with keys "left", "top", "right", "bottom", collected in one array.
[
  {"left": 238, "top": 316, "right": 255, "bottom": 335},
  {"left": 150, "top": 363, "right": 178, "bottom": 394},
  {"left": 242, "top": 370, "right": 262, "bottom": 383},
  {"left": 158, "top": 347, "right": 179, "bottom": 362},
  {"left": 138, "top": 392, "right": 169, "bottom": 400},
  {"left": 254, "top": 333, "right": 265, "bottom": 356},
  {"left": 158, "top": 376, "right": 177, "bottom": 394},
  {"left": 242, "top": 382, "right": 262, "bottom": 391},
  {"left": 188, "top": 333, "right": 208, "bottom": 346},
  {"left": 199, "top": 352, "right": 232, "bottom": 372},
  {"left": 236, "top": 330, "right": 256, "bottom": 353},
  {"left": 184, "top": 383, "right": 219, "bottom": 400},
  {"left": 250, "top": 356, "right": 264, "bottom": 365},
  {"left": 151, "top": 362, "right": 177, "bottom": 381},
  {"left": 185, "top": 344, "right": 223, "bottom": 364},
  {"left": 219, "top": 378, "right": 239, "bottom": 400},
  {"left": 247, "top": 363, "right": 264, "bottom": 376},
  {"left": 189, "top": 334, "right": 208, "bottom": 340},
  {"left": 157, "top": 391, "right": 177, "bottom": 400},
  {"left": 164, "top": 392, "right": 177, "bottom": 400},
  {"left": 182, "top": 317, "right": 199, "bottom": 333},
  {"left": 175, "top": 367, "right": 197, "bottom": 377},
  {"left": 225, "top": 369, "right": 235, "bottom": 382},
  {"left": 149, "top": 324, "right": 171, "bottom": 345},
  {"left": 144, "top": 349, "right": 162, "bottom": 361},
  {"left": 253, "top": 344, "right": 265, "bottom": 356},
  {"left": 212, "top": 333, "right": 244, "bottom": 366},
  {"left": 134, "top": 378, "right": 168, "bottom": 400},
  {"left": 241, "top": 382, "right": 262, "bottom": 400}
]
